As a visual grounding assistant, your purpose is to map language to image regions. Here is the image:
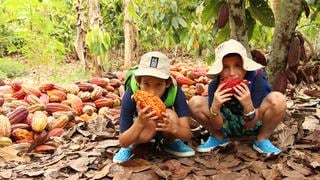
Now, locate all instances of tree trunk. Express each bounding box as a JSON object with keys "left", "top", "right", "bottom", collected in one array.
[
  {"left": 74, "top": 0, "right": 87, "bottom": 71},
  {"left": 87, "top": 0, "right": 104, "bottom": 76},
  {"left": 227, "top": 0, "right": 249, "bottom": 51},
  {"left": 271, "top": 0, "right": 281, "bottom": 24},
  {"left": 267, "top": 0, "right": 304, "bottom": 83},
  {"left": 315, "top": 33, "right": 320, "bottom": 58},
  {"left": 124, "top": 0, "right": 138, "bottom": 69}
]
